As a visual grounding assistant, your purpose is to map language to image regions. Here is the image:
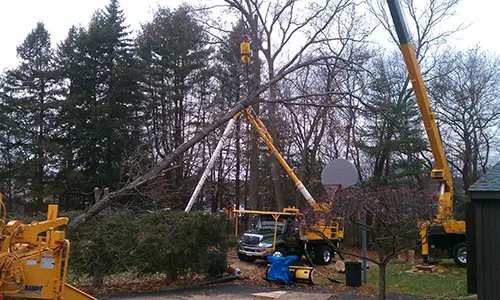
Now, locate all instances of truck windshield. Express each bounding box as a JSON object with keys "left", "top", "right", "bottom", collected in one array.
[{"left": 255, "top": 216, "right": 286, "bottom": 231}]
